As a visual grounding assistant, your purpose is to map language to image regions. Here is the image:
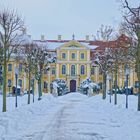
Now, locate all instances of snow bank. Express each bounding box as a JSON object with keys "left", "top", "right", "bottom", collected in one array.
[{"left": 0, "top": 93, "right": 139, "bottom": 140}]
